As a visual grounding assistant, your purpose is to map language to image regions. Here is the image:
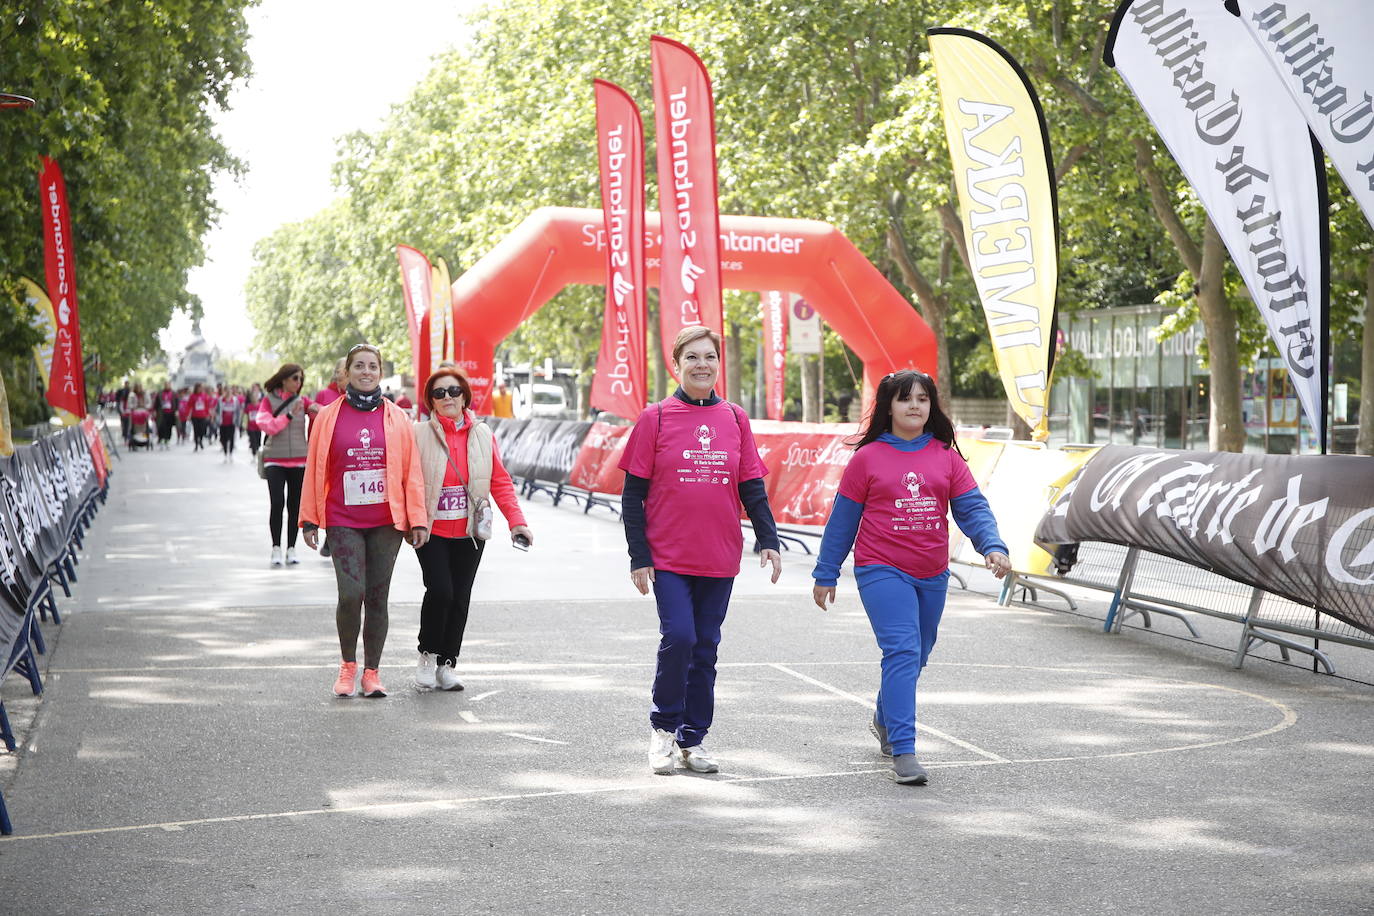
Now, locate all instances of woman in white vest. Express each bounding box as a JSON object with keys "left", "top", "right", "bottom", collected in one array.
[
  {"left": 412, "top": 365, "right": 532, "bottom": 691},
  {"left": 254, "top": 363, "right": 318, "bottom": 568}
]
